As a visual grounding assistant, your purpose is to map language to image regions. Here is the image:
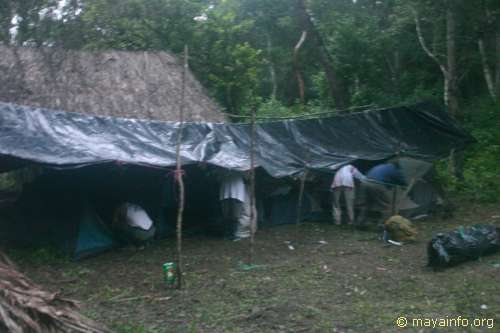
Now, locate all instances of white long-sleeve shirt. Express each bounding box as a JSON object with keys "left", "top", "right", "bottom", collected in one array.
[
  {"left": 331, "top": 164, "right": 363, "bottom": 189},
  {"left": 123, "top": 203, "right": 153, "bottom": 230},
  {"left": 219, "top": 172, "right": 247, "bottom": 202}
]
